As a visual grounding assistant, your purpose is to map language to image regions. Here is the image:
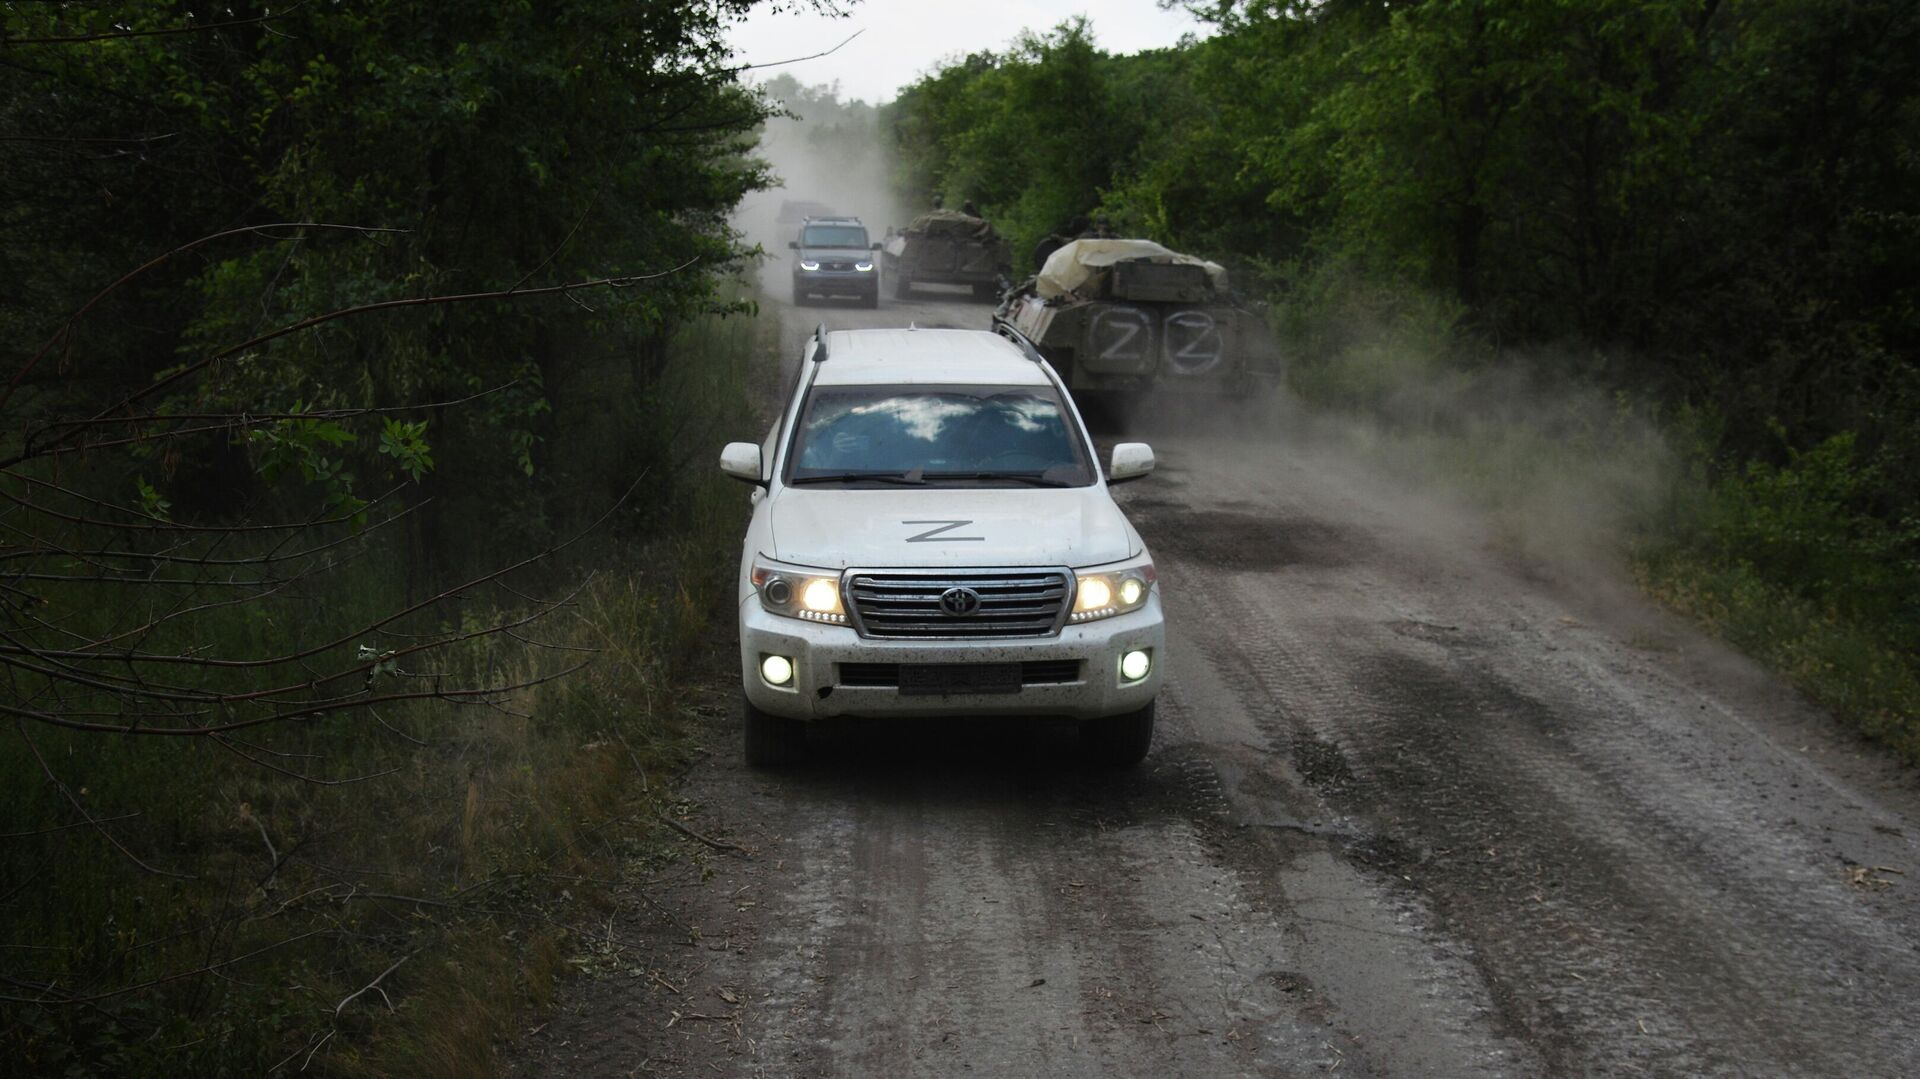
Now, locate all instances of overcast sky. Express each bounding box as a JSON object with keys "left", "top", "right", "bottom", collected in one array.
[{"left": 725, "top": 1, "right": 1211, "bottom": 105}]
